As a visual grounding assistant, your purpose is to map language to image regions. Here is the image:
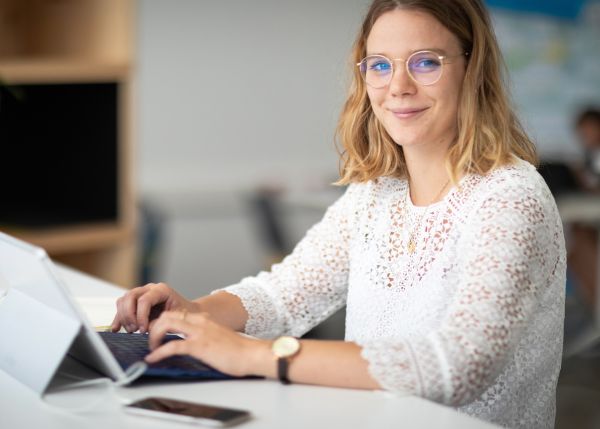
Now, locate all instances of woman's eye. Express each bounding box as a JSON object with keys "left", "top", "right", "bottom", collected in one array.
[
  {"left": 412, "top": 58, "right": 441, "bottom": 70},
  {"left": 369, "top": 61, "right": 391, "bottom": 72}
]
